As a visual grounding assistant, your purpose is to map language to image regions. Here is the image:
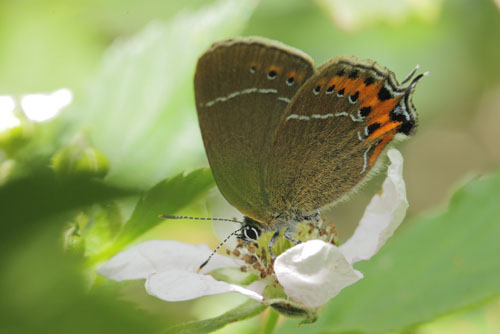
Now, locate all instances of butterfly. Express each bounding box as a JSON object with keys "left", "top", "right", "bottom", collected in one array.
[{"left": 190, "top": 36, "right": 423, "bottom": 262}]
